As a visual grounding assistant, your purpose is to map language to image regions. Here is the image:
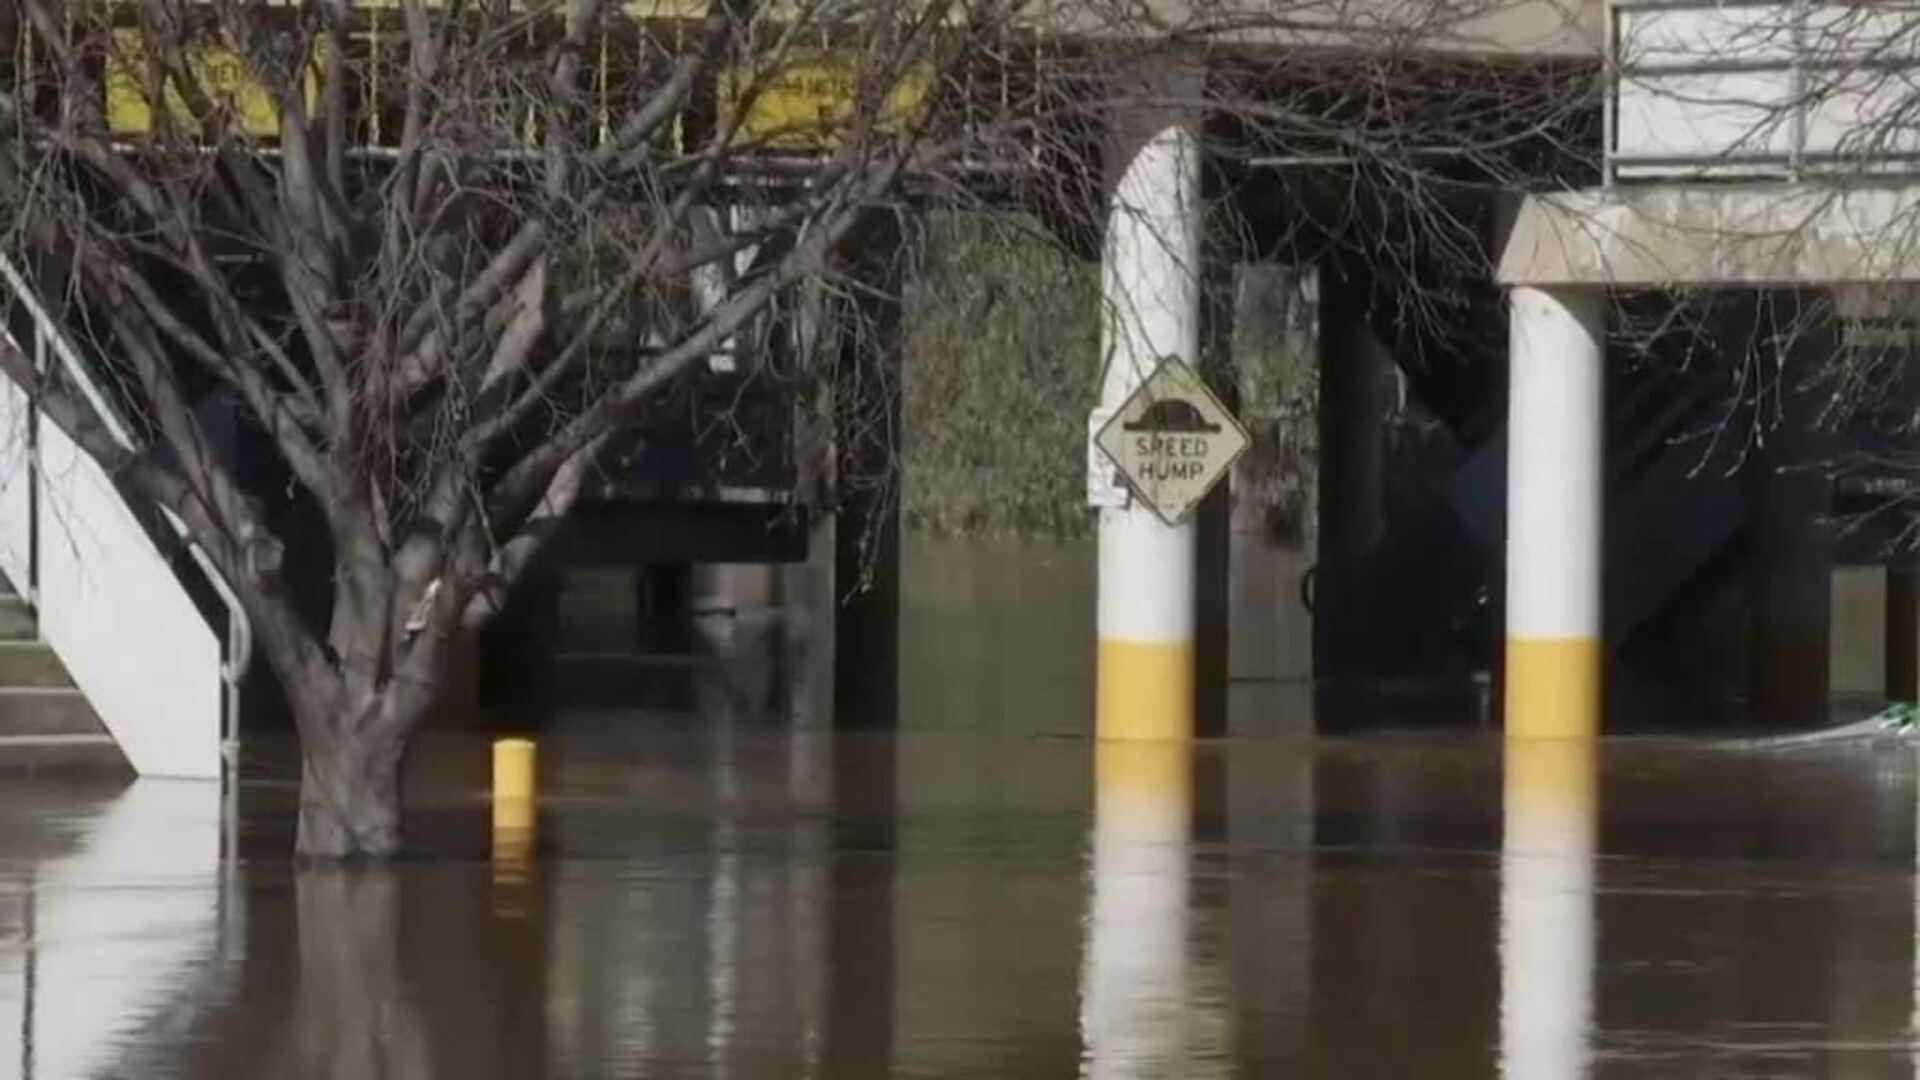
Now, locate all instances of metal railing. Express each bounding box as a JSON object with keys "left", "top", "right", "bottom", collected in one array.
[
  {"left": 0, "top": 250, "right": 251, "bottom": 779},
  {"left": 1610, "top": 0, "right": 1920, "bottom": 183}
]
